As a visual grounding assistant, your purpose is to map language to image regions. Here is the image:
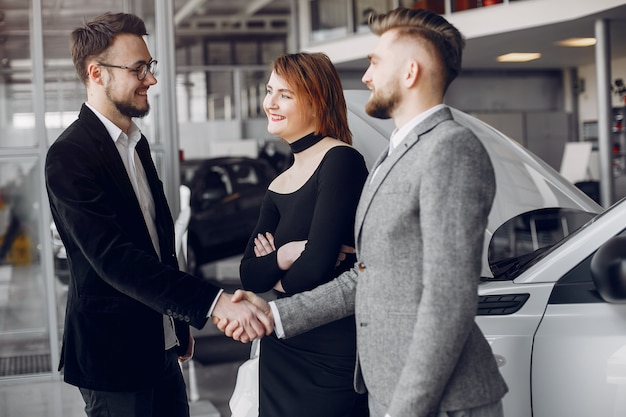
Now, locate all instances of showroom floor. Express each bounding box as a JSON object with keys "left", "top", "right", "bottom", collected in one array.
[{"left": 0, "top": 256, "right": 251, "bottom": 417}]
